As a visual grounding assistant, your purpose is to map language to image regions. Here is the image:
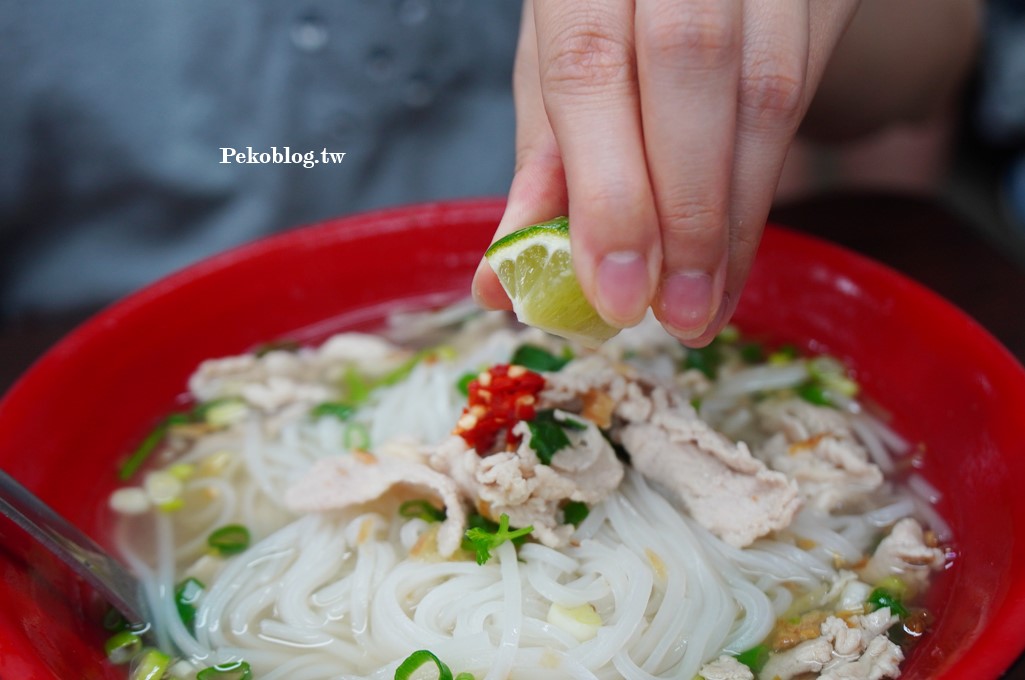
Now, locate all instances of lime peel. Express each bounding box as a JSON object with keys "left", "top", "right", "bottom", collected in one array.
[{"left": 485, "top": 217, "right": 619, "bottom": 348}]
